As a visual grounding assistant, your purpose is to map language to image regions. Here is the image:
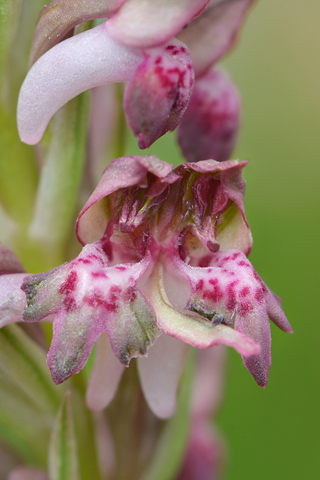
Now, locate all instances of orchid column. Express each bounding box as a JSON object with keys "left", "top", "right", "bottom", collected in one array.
[{"left": 0, "top": 1, "right": 292, "bottom": 480}]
